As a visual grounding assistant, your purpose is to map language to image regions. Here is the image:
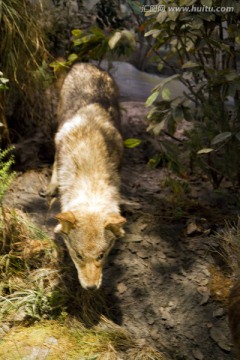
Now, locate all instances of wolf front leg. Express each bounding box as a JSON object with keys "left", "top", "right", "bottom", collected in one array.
[{"left": 39, "top": 158, "right": 58, "bottom": 197}]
